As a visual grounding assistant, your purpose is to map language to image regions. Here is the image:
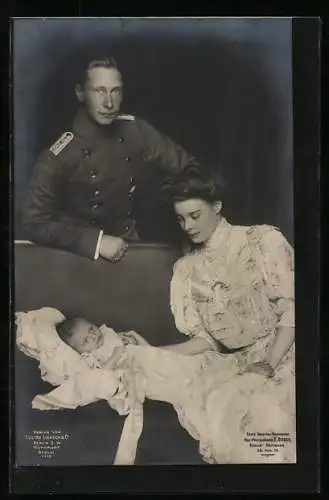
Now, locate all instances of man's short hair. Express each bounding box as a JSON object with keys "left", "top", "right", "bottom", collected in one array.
[{"left": 77, "top": 56, "right": 121, "bottom": 86}]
